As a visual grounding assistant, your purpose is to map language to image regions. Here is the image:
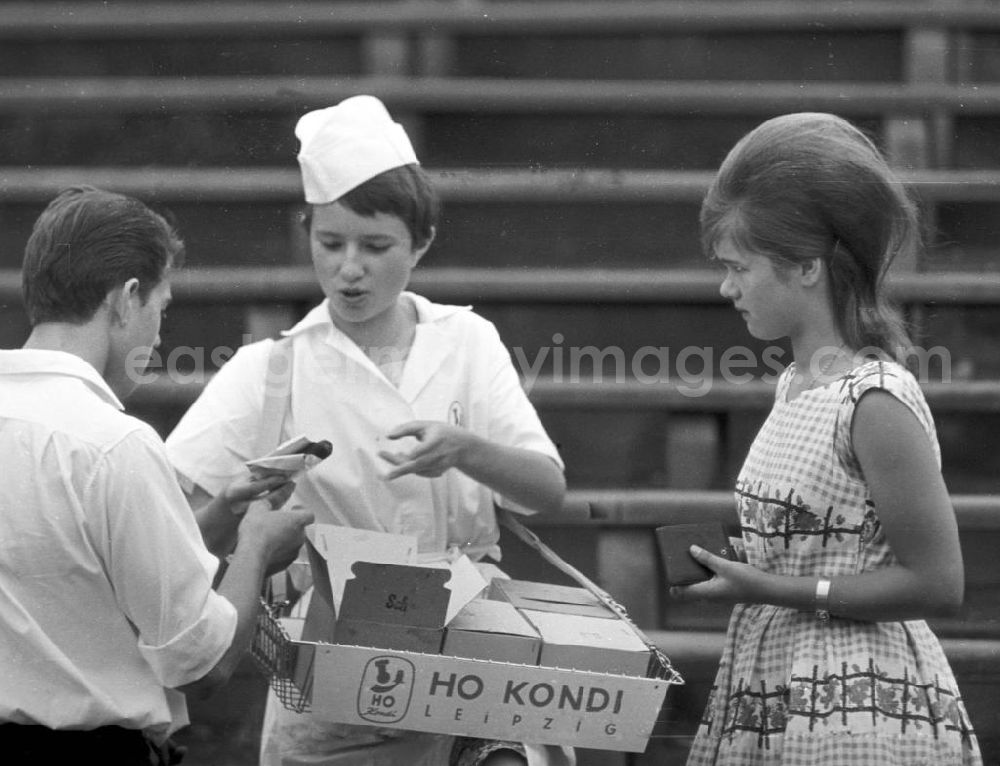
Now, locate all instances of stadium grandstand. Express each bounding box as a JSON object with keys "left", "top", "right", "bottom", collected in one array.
[{"left": 1, "top": 2, "right": 999, "bottom": 764}]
